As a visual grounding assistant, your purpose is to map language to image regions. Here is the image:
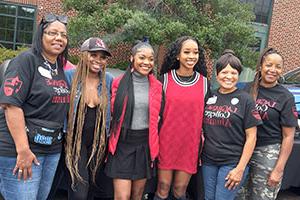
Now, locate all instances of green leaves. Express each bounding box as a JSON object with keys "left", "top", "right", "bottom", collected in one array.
[{"left": 63, "top": 0, "right": 259, "bottom": 69}]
